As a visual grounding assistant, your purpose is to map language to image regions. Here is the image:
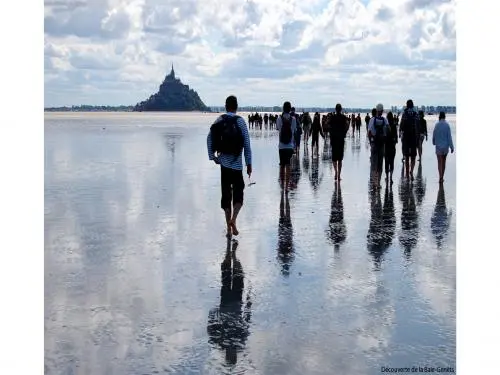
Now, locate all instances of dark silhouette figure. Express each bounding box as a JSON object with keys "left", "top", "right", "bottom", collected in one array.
[
  {"left": 207, "top": 239, "right": 252, "bottom": 366},
  {"left": 414, "top": 162, "right": 427, "bottom": 206},
  {"left": 277, "top": 190, "right": 294, "bottom": 277},
  {"left": 431, "top": 183, "right": 453, "bottom": 249},
  {"left": 398, "top": 177, "right": 419, "bottom": 260},
  {"left": 326, "top": 181, "right": 347, "bottom": 251}
]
